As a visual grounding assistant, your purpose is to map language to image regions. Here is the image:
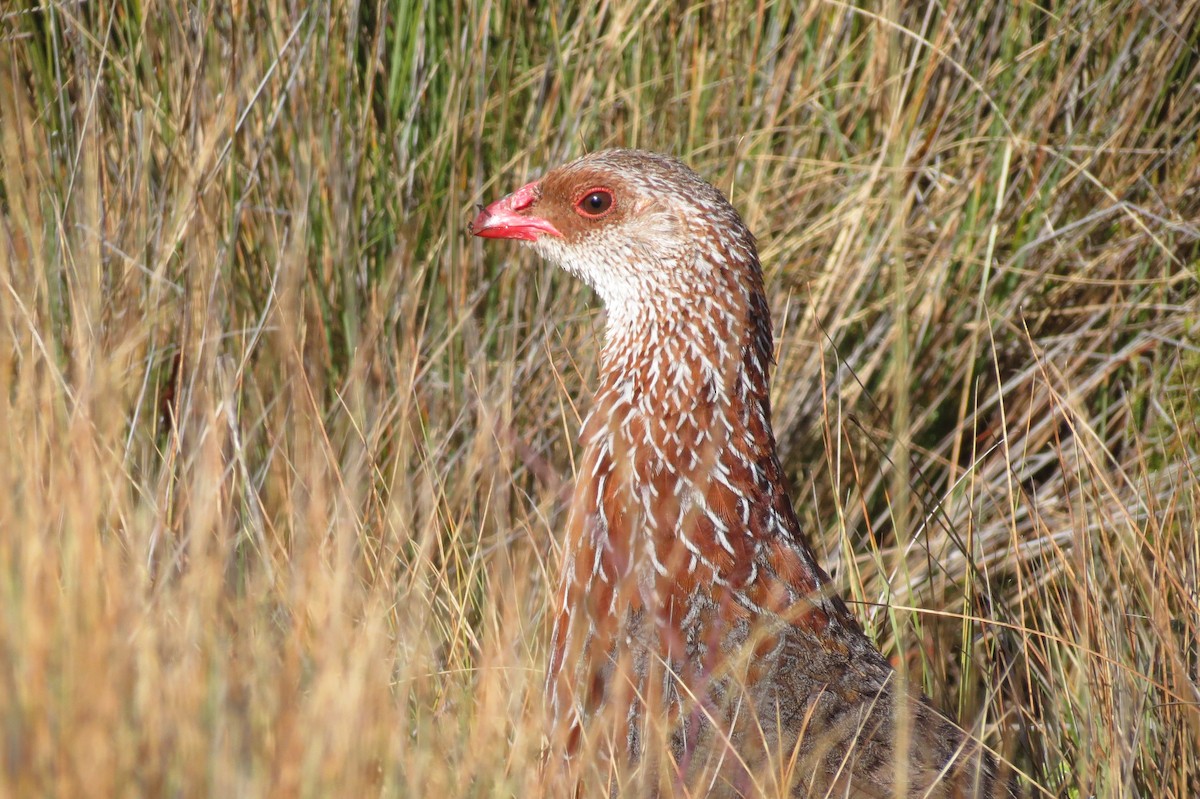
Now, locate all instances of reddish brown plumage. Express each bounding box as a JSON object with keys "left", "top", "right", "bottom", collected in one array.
[{"left": 473, "top": 150, "right": 1010, "bottom": 797}]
